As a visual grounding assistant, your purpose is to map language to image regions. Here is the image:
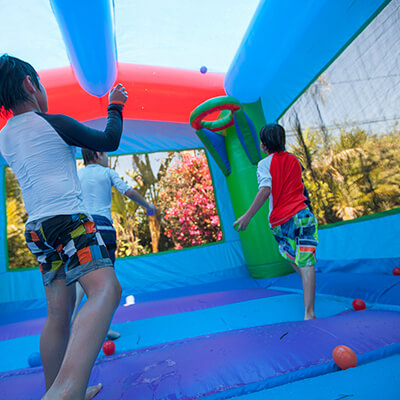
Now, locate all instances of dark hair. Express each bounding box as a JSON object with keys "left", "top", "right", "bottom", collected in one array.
[
  {"left": 259, "top": 124, "right": 286, "bottom": 153},
  {"left": 0, "top": 54, "right": 41, "bottom": 118},
  {"left": 81, "top": 149, "right": 101, "bottom": 166}
]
